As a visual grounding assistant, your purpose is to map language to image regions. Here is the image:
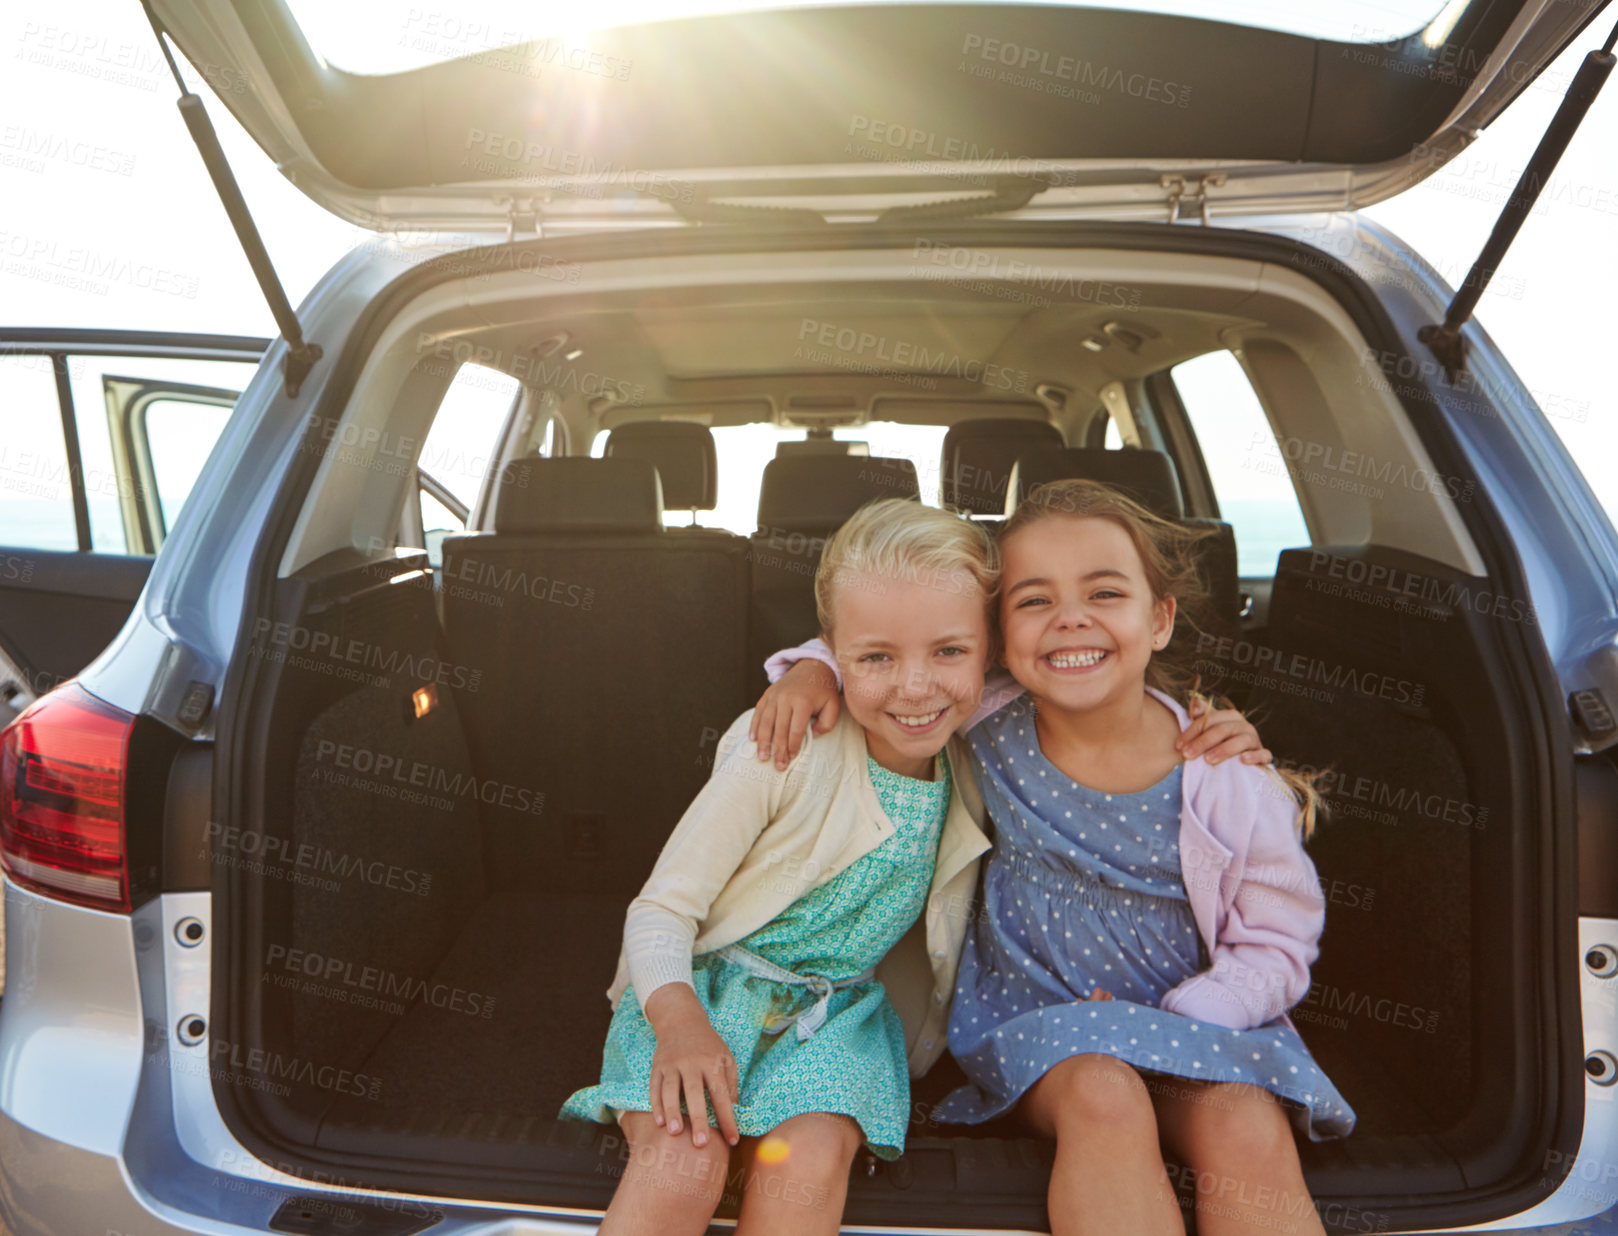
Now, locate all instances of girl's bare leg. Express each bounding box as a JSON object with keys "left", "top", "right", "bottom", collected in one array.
[
  {"left": 599, "top": 1110, "right": 730, "bottom": 1236},
  {"left": 734, "top": 1112, "right": 863, "bottom": 1236},
  {"left": 1149, "top": 1079, "right": 1328, "bottom": 1236},
  {"left": 1020, "top": 1054, "right": 1185, "bottom": 1236}
]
